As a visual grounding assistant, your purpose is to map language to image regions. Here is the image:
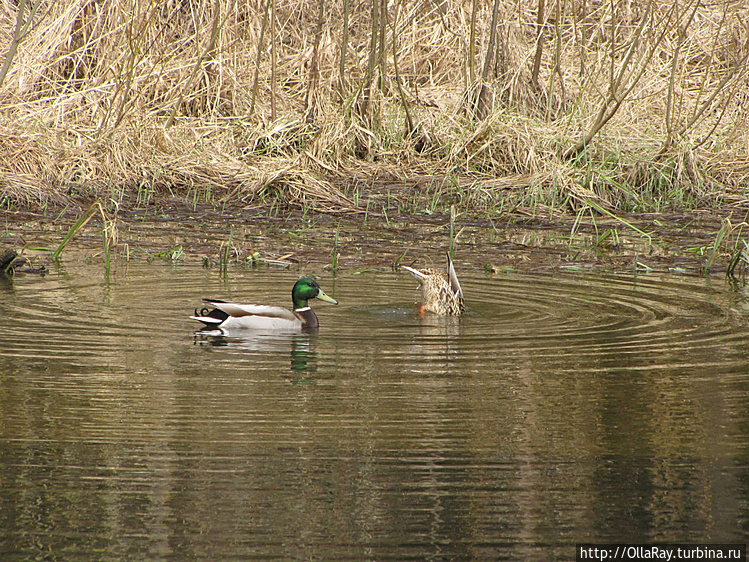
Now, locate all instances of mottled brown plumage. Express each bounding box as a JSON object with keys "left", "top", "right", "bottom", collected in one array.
[{"left": 402, "top": 254, "right": 465, "bottom": 315}]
